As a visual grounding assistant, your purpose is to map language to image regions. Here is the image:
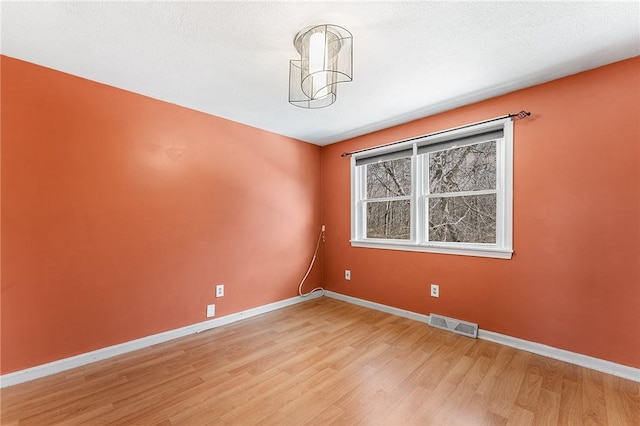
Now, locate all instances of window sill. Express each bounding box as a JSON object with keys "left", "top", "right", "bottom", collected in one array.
[{"left": 350, "top": 240, "right": 513, "bottom": 259}]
